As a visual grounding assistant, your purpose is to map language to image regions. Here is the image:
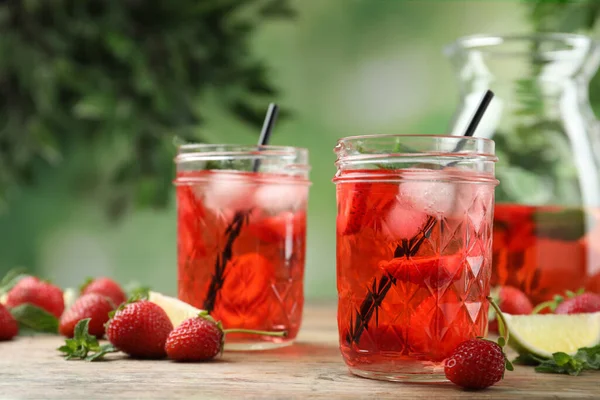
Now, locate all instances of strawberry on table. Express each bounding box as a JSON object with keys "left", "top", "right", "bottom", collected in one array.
[
  {"left": 0, "top": 303, "right": 18, "bottom": 341},
  {"left": 165, "top": 316, "right": 224, "bottom": 362},
  {"left": 59, "top": 293, "right": 114, "bottom": 338},
  {"left": 444, "top": 338, "right": 507, "bottom": 389},
  {"left": 165, "top": 312, "right": 286, "bottom": 362},
  {"left": 81, "top": 277, "right": 126, "bottom": 307},
  {"left": 106, "top": 300, "right": 173, "bottom": 359},
  {"left": 444, "top": 297, "right": 513, "bottom": 390},
  {"left": 5, "top": 276, "right": 64, "bottom": 318}
]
